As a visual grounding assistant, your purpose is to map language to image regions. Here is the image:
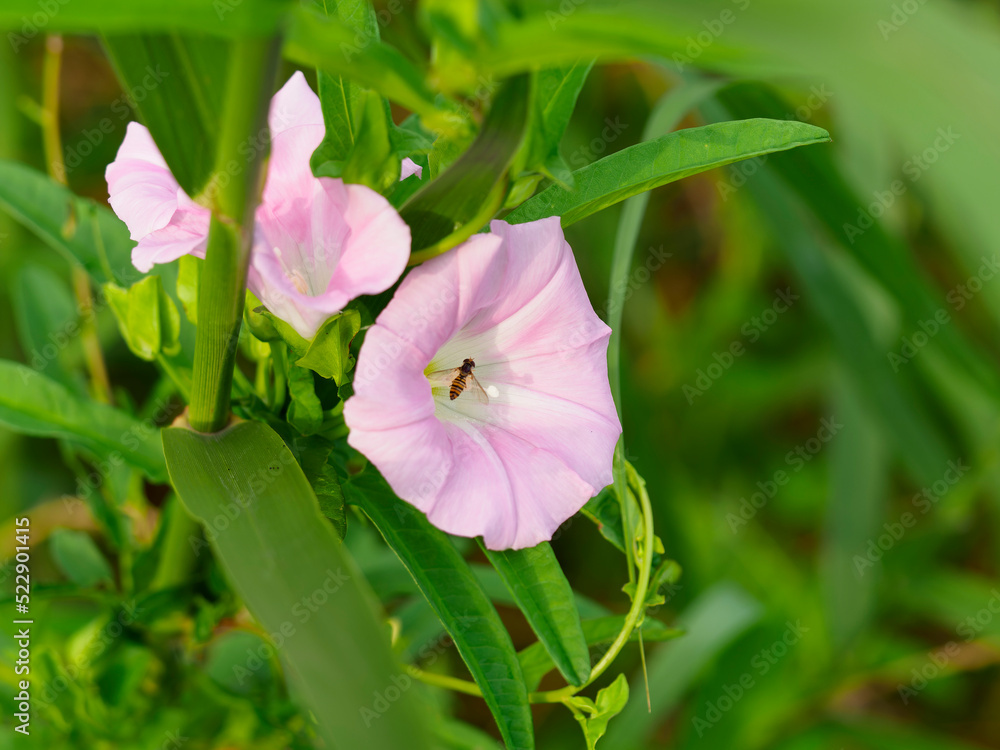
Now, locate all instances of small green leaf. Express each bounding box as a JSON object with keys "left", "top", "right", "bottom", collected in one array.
[
  {"left": 295, "top": 309, "right": 362, "bottom": 385},
  {"left": 340, "top": 92, "right": 402, "bottom": 192},
  {"left": 0, "top": 360, "right": 166, "bottom": 480},
  {"left": 176, "top": 255, "right": 201, "bottom": 324},
  {"left": 481, "top": 541, "right": 591, "bottom": 686},
  {"left": 286, "top": 366, "right": 323, "bottom": 436},
  {"left": 345, "top": 469, "right": 535, "bottom": 750},
  {"left": 505, "top": 118, "right": 831, "bottom": 227},
  {"left": 518, "top": 61, "right": 594, "bottom": 190},
  {"left": 244, "top": 291, "right": 309, "bottom": 356},
  {"left": 569, "top": 673, "right": 629, "bottom": 750},
  {"left": 49, "top": 529, "right": 114, "bottom": 588},
  {"left": 105, "top": 275, "right": 181, "bottom": 361}
]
